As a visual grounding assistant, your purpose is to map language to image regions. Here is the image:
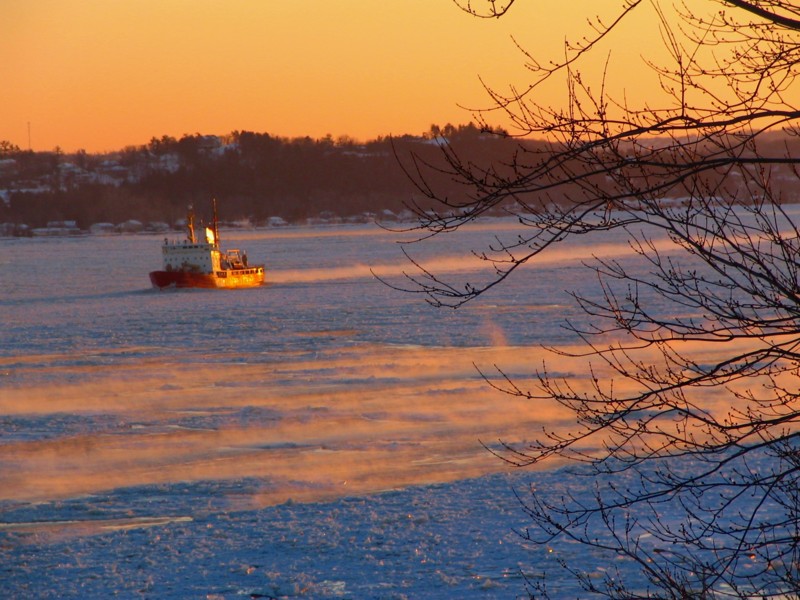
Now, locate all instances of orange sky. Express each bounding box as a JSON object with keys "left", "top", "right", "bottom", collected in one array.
[{"left": 2, "top": 1, "right": 666, "bottom": 153}]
